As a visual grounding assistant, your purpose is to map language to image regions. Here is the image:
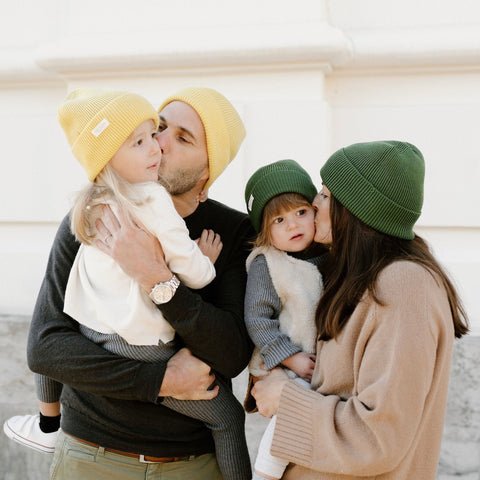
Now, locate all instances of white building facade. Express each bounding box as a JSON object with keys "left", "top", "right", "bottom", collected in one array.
[
  {"left": 0, "top": 1, "right": 479, "bottom": 477},
  {"left": 1, "top": 0, "right": 479, "bottom": 329}
]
